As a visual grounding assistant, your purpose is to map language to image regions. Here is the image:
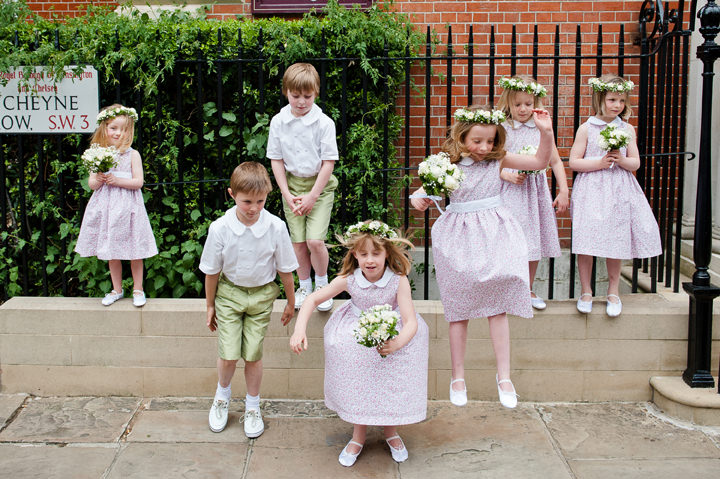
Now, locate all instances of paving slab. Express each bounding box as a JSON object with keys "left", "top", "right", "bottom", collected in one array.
[
  {"left": 0, "top": 396, "right": 140, "bottom": 443},
  {"left": 0, "top": 444, "right": 117, "bottom": 479},
  {"left": 568, "top": 458, "right": 720, "bottom": 479},
  {"left": 0, "top": 393, "right": 27, "bottom": 428},
  {"left": 107, "top": 442, "right": 248, "bottom": 479},
  {"left": 538, "top": 403, "right": 720, "bottom": 459},
  {"left": 397, "top": 402, "right": 572, "bottom": 479},
  {"left": 128, "top": 410, "right": 249, "bottom": 443}
]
